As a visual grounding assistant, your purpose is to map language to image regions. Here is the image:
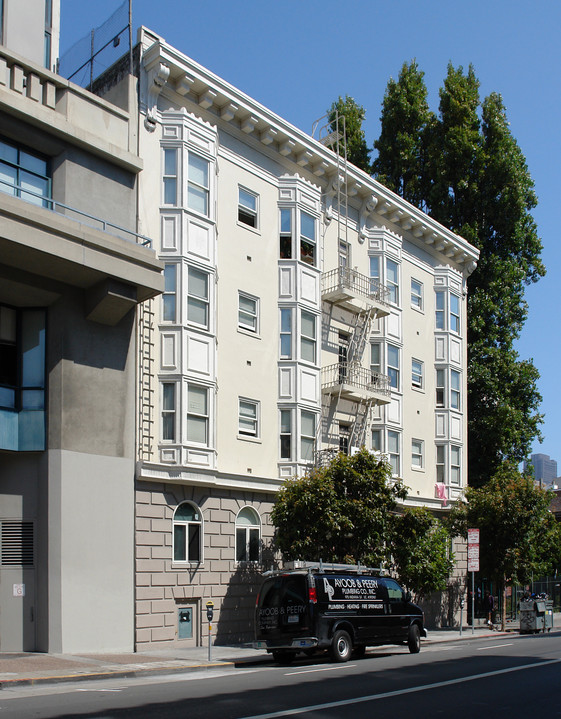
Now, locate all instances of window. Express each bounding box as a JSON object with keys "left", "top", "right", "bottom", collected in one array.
[
  {"left": 163, "top": 148, "right": 178, "bottom": 205},
  {"left": 436, "top": 369, "right": 445, "bottom": 407},
  {"left": 371, "top": 428, "right": 381, "bottom": 453},
  {"left": 388, "top": 430, "right": 400, "bottom": 476},
  {"left": 173, "top": 502, "right": 202, "bottom": 563},
  {"left": 0, "top": 305, "right": 46, "bottom": 452},
  {"left": 280, "top": 308, "right": 292, "bottom": 359},
  {"left": 0, "top": 137, "right": 50, "bottom": 207},
  {"left": 280, "top": 409, "right": 292, "bottom": 459},
  {"left": 387, "top": 344, "right": 400, "bottom": 390},
  {"left": 187, "top": 267, "right": 209, "bottom": 328},
  {"left": 238, "top": 187, "right": 258, "bottom": 228},
  {"left": 435, "top": 291, "right": 445, "bottom": 330},
  {"left": 162, "top": 383, "right": 176, "bottom": 441},
  {"left": 451, "top": 369, "right": 461, "bottom": 410},
  {"left": 187, "top": 384, "right": 208, "bottom": 444},
  {"left": 386, "top": 258, "right": 399, "bottom": 304},
  {"left": 338, "top": 240, "right": 350, "bottom": 268},
  {"left": 339, "top": 423, "right": 350, "bottom": 454},
  {"left": 451, "top": 445, "right": 461, "bottom": 484},
  {"left": 300, "top": 211, "right": 316, "bottom": 265},
  {"left": 300, "top": 310, "right": 316, "bottom": 363},
  {"left": 279, "top": 208, "right": 292, "bottom": 259},
  {"left": 436, "top": 445, "right": 445, "bottom": 483},
  {"left": 44, "top": 0, "right": 53, "bottom": 69},
  {"left": 163, "top": 264, "right": 177, "bottom": 322},
  {"left": 411, "top": 279, "right": 423, "bottom": 310},
  {"left": 239, "top": 398, "right": 259, "bottom": 438},
  {"left": 450, "top": 294, "right": 460, "bottom": 334},
  {"left": 236, "top": 507, "right": 260, "bottom": 563},
  {"left": 300, "top": 410, "right": 316, "bottom": 462},
  {"left": 412, "top": 439, "right": 424, "bottom": 468},
  {"left": 370, "top": 256, "right": 380, "bottom": 294},
  {"left": 187, "top": 152, "right": 209, "bottom": 215},
  {"left": 238, "top": 293, "right": 258, "bottom": 333},
  {"left": 412, "top": 358, "right": 423, "bottom": 390},
  {"left": 370, "top": 343, "right": 381, "bottom": 380}
]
